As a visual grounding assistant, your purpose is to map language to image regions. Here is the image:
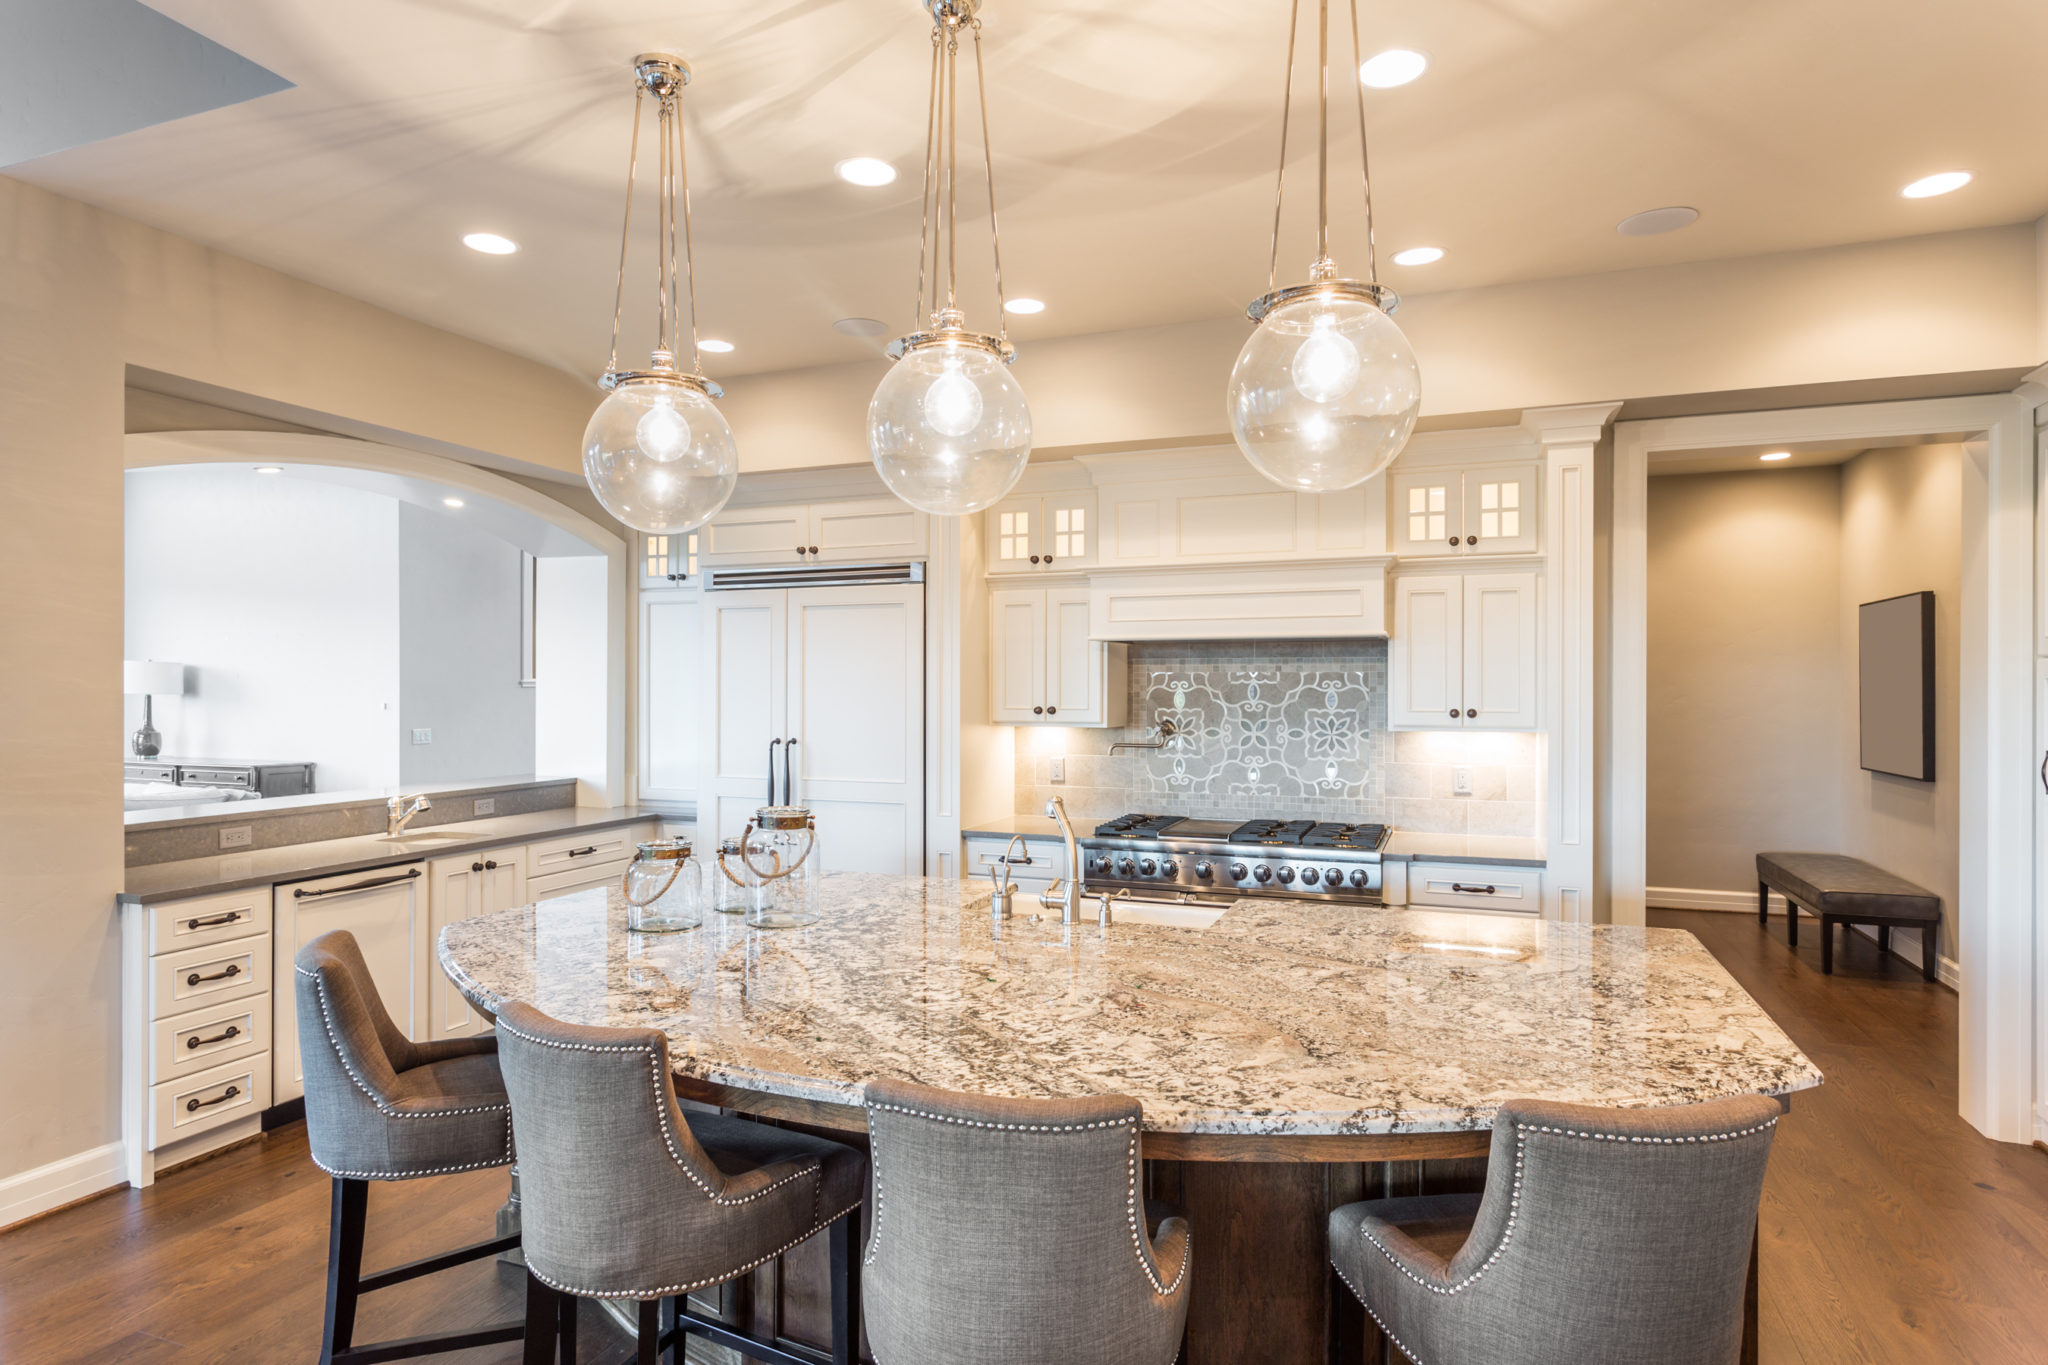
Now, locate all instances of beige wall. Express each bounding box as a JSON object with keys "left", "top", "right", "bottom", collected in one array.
[
  {"left": 1839, "top": 445, "right": 1962, "bottom": 963},
  {"left": 1647, "top": 466, "right": 1847, "bottom": 891},
  {"left": 722, "top": 224, "right": 2044, "bottom": 471}
]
